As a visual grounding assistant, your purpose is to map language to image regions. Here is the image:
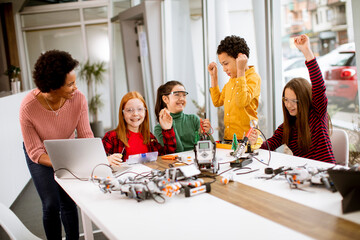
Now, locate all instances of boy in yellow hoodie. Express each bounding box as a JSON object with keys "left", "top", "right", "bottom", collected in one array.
[{"left": 208, "top": 35, "right": 262, "bottom": 148}]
